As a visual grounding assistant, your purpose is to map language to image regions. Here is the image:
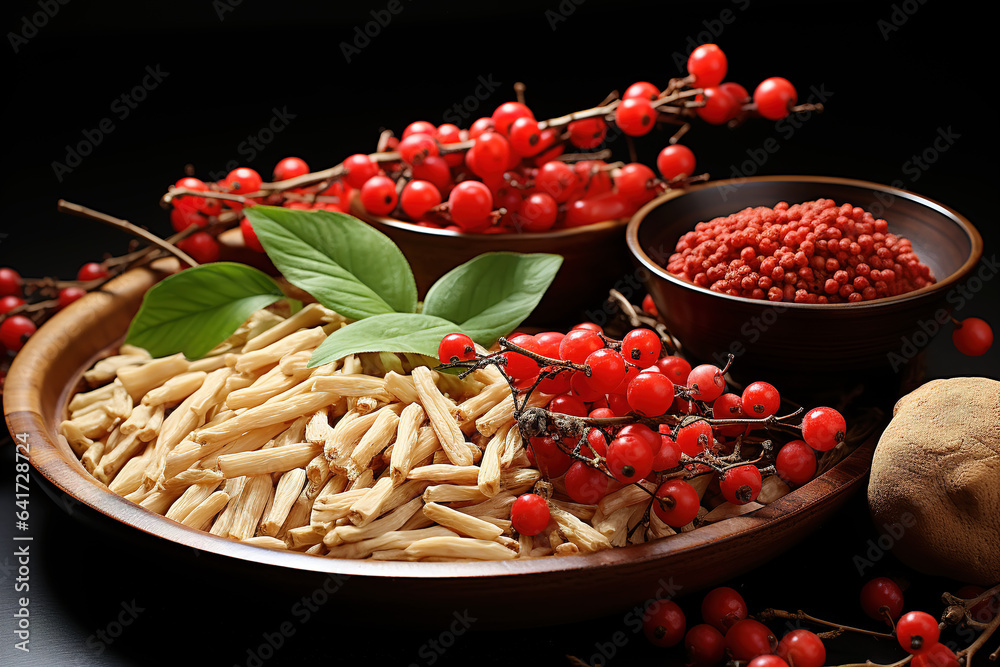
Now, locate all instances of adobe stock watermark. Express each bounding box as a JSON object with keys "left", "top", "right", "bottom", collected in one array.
[
  {"left": 867, "top": 126, "right": 961, "bottom": 219},
  {"left": 407, "top": 610, "right": 477, "bottom": 666},
  {"left": 339, "top": 0, "right": 413, "bottom": 63},
  {"left": 717, "top": 83, "right": 834, "bottom": 203},
  {"left": 8, "top": 0, "right": 71, "bottom": 53},
  {"left": 545, "top": 0, "right": 586, "bottom": 31},
  {"left": 887, "top": 254, "right": 998, "bottom": 372},
  {"left": 85, "top": 600, "right": 146, "bottom": 655},
  {"left": 877, "top": 0, "right": 929, "bottom": 40},
  {"left": 669, "top": 0, "right": 752, "bottom": 72},
  {"left": 207, "top": 107, "right": 296, "bottom": 182},
  {"left": 50, "top": 64, "right": 170, "bottom": 182},
  {"left": 235, "top": 573, "right": 348, "bottom": 667},
  {"left": 441, "top": 75, "right": 502, "bottom": 126},
  {"left": 213, "top": 0, "right": 243, "bottom": 21},
  {"left": 853, "top": 512, "right": 916, "bottom": 576},
  {"left": 584, "top": 577, "right": 684, "bottom": 666}
]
